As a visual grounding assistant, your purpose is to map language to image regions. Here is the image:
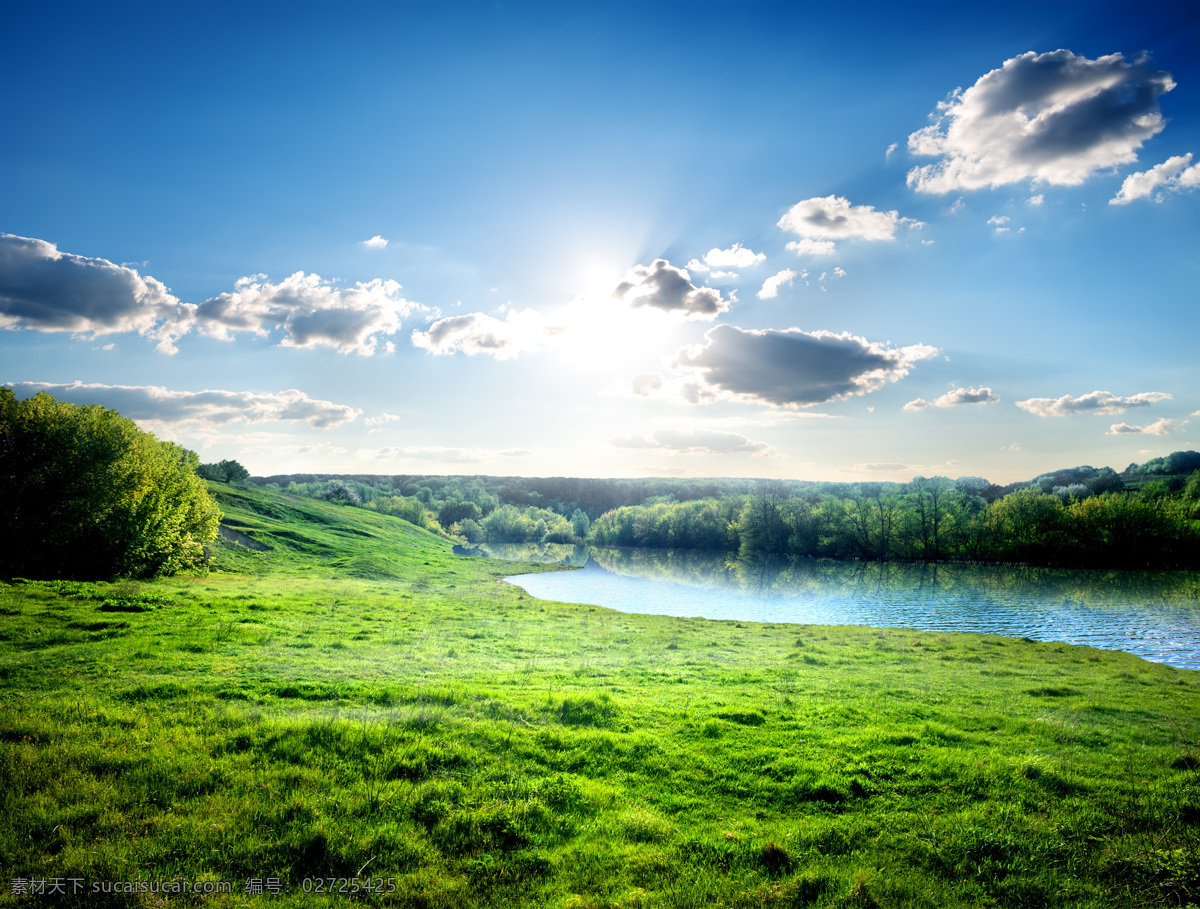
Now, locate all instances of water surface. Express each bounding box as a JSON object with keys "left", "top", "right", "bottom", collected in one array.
[{"left": 476, "top": 544, "right": 1200, "bottom": 669}]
